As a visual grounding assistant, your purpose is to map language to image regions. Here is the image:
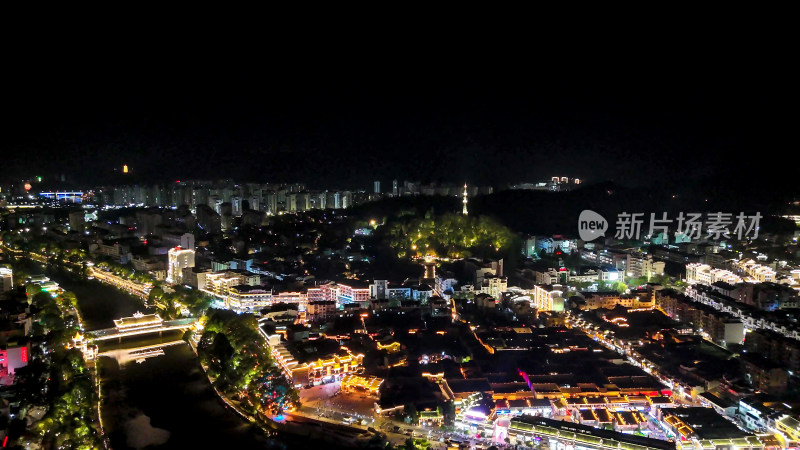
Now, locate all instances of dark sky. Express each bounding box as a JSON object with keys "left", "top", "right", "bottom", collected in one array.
[{"left": 2, "top": 35, "right": 795, "bottom": 191}]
